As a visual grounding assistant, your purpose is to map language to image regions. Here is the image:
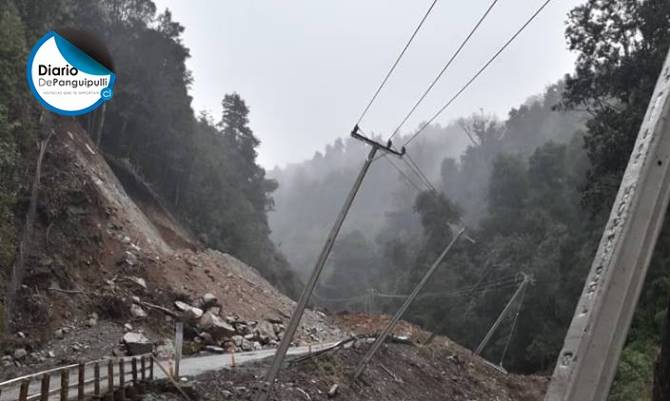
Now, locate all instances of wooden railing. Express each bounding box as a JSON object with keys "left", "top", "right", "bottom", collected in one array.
[{"left": 0, "top": 354, "right": 154, "bottom": 401}]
